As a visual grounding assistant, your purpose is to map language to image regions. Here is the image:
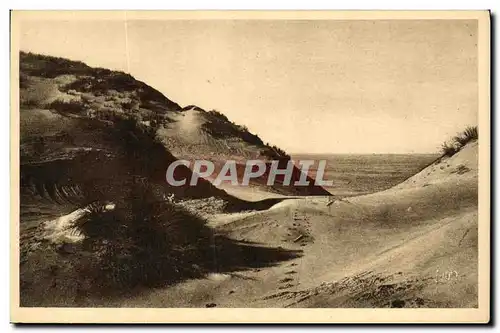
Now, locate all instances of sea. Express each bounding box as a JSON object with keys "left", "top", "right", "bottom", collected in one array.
[{"left": 292, "top": 153, "right": 440, "bottom": 197}]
